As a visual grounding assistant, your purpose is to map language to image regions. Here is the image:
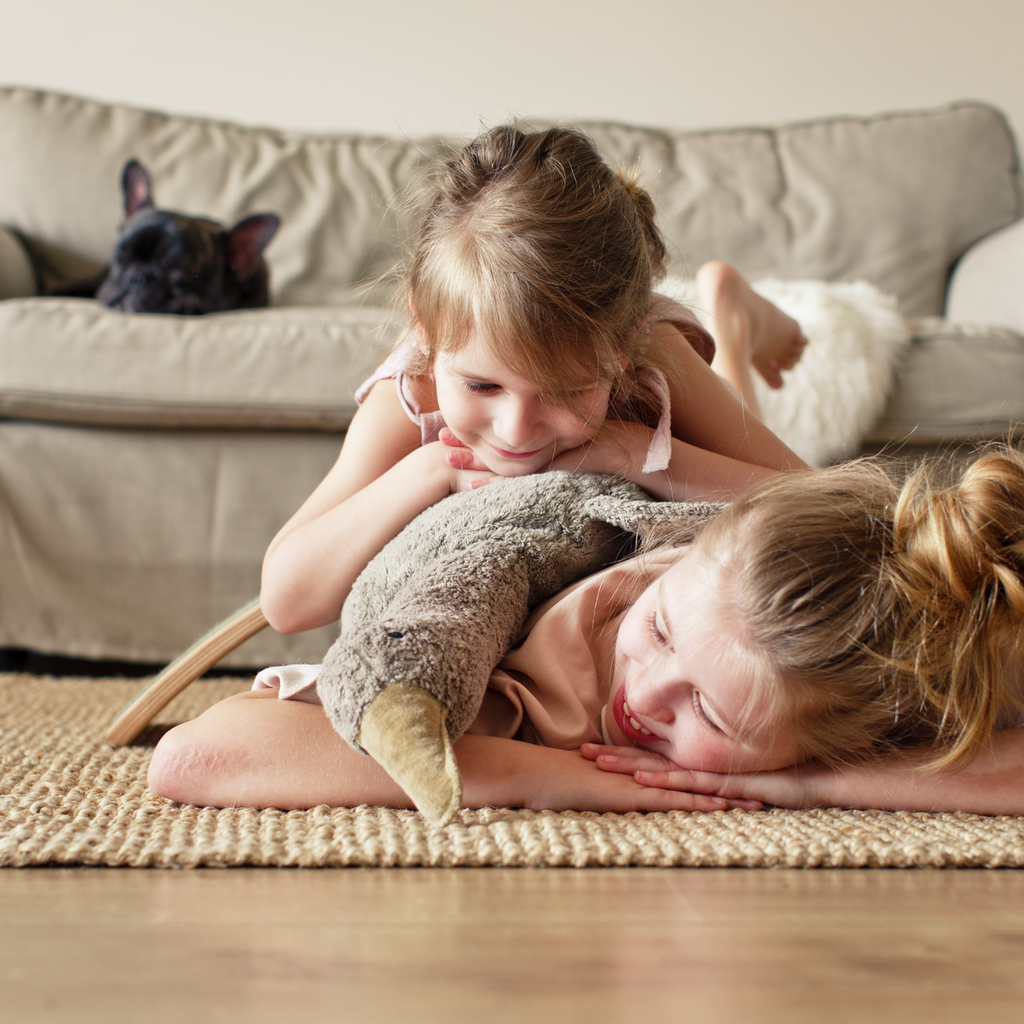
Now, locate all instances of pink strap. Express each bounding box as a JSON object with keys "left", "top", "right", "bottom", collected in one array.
[{"left": 635, "top": 366, "right": 672, "bottom": 474}]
